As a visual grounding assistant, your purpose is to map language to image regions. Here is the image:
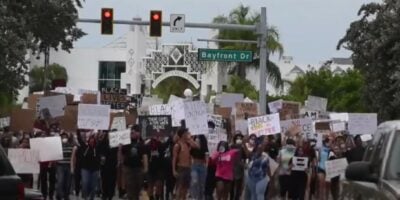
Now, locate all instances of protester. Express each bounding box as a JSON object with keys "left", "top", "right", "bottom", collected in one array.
[
  {"left": 278, "top": 138, "right": 296, "bottom": 199},
  {"left": 172, "top": 127, "right": 199, "bottom": 200},
  {"left": 146, "top": 136, "right": 166, "bottom": 200},
  {"left": 230, "top": 132, "right": 246, "bottom": 200},
  {"left": 98, "top": 131, "right": 118, "bottom": 200},
  {"left": 288, "top": 139, "right": 310, "bottom": 200},
  {"left": 317, "top": 138, "right": 333, "bottom": 200},
  {"left": 190, "top": 134, "right": 209, "bottom": 200},
  {"left": 163, "top": 134, "right": 177, "bottom": 200},
  {"left": 18, "top": 137, "right": 34, "bottom": 188},
  {"left": 71, "top": 133, "right": 83, "bottom": 197},
  {"left": 38, "top": 131, "right": 56, "bottom": 200},
  {"left": 347, "top": 135, "right": 365, "bottom": 162},
  {"left": 56, "top": 132, "right": 74, "bottom": 200},
  {"left": 119, "top": 125, "right": 148, "bottom": 200}
]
